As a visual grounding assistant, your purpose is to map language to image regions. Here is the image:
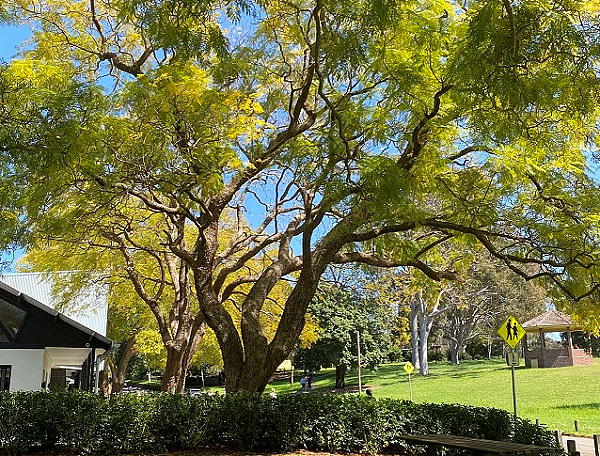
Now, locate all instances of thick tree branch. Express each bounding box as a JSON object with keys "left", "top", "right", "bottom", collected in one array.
[
  {"left": 101, "top": 231, "right": 171, "bottom": 343},
  {"left": 445, "top": 145, "right": 493, "bottom": 162},
  {"left": 331, "top": 251, "right": 459, "bottom": 281},
  {"left": 397, "top": 83, "right": 453, "bottom": 170},
  {"left": 98, "top": 47, "right": 154, "bottom": 76},
  {"left": 502, "top": 0, "right": 518, "bottom": 58}
]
